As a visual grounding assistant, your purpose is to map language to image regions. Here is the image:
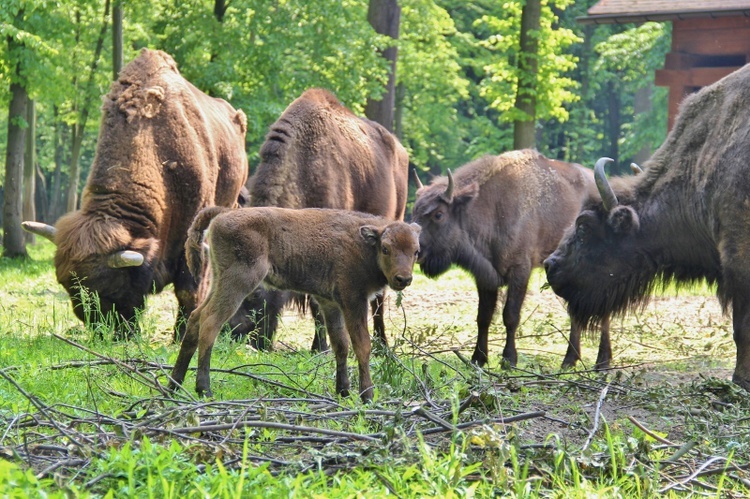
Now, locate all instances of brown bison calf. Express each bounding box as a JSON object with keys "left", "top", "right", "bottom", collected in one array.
[{"left": 170, "top": 207, "right": 421, "bottom": 402}]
